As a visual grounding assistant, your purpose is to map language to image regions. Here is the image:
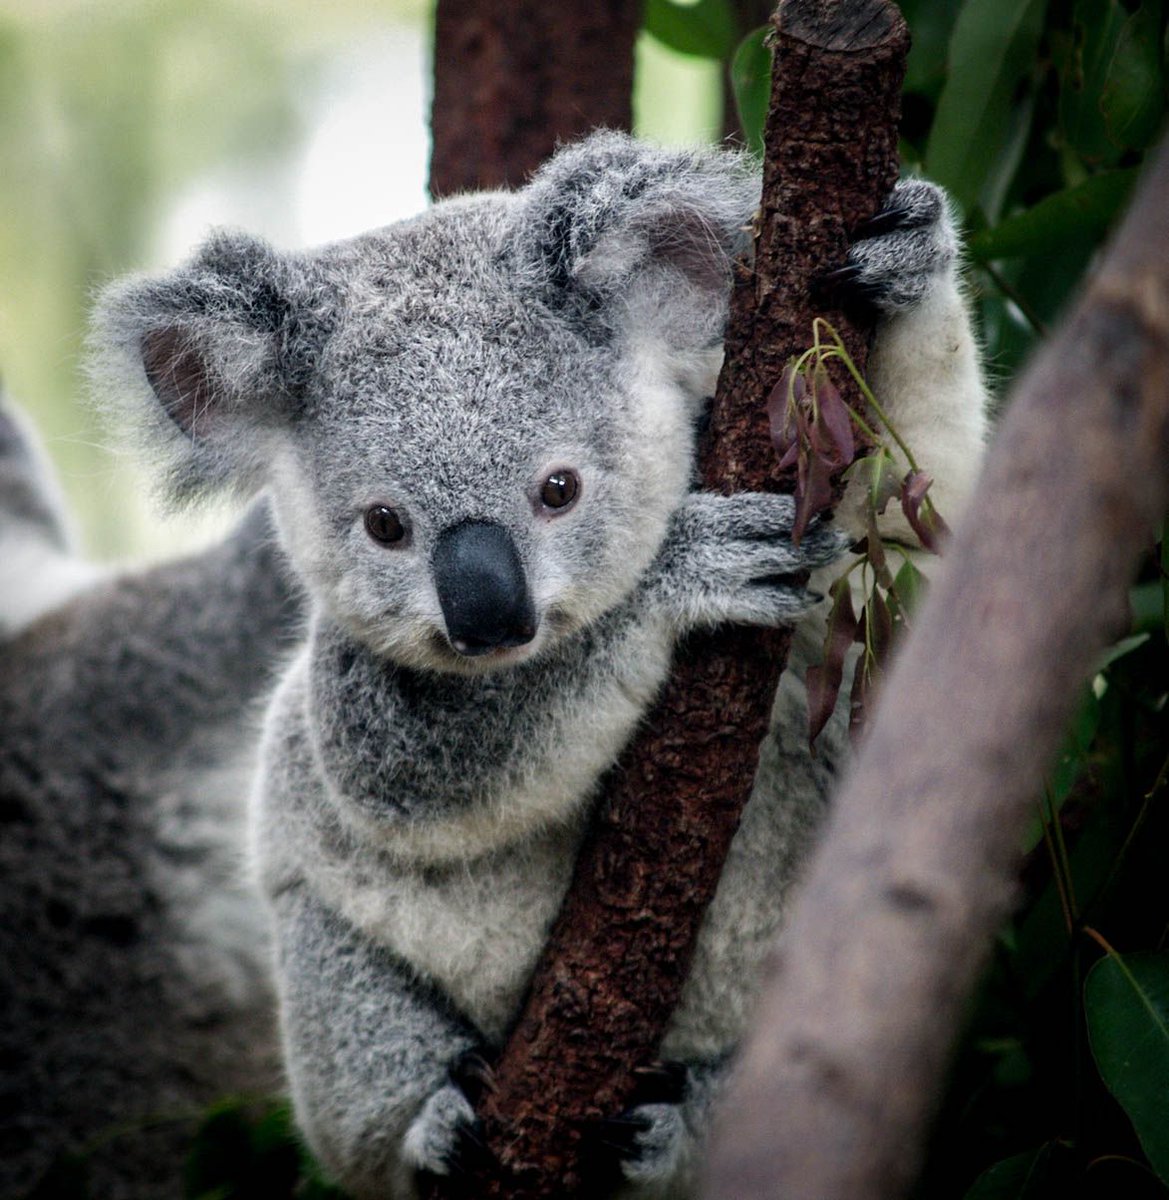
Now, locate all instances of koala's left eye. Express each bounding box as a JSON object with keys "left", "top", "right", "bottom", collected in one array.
[
  {"left": 538, "top": 470, "right": 580, "bottom": 513},
  {"left": 364, "top": 505, "right": 408, "bottom": 546}
]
